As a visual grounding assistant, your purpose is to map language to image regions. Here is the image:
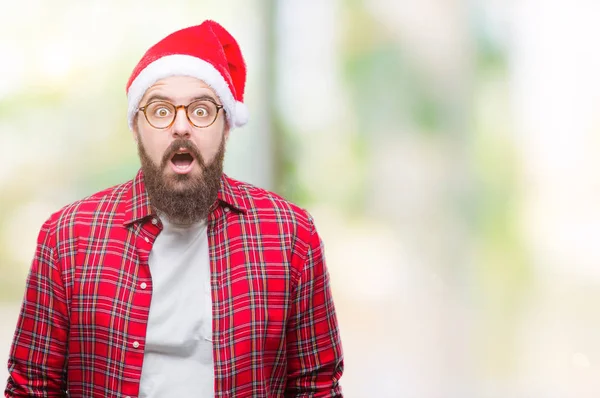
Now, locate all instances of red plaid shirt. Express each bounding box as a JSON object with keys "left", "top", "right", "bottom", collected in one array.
[{"left": 5, "top": 170, "right": 343, "bottom": 397}]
